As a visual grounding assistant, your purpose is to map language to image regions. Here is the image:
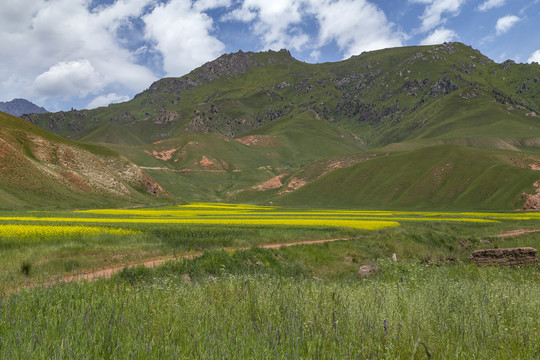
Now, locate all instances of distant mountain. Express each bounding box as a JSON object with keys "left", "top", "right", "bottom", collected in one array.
[
  {"left": 18, "top": 43, "right": 540, "bottom": 209},
  {"left": 0, "top": 111, "right": 172, "bottom": 210},
  {"left": 0, "top": 98, "right": 48, "bottom": 116}
]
